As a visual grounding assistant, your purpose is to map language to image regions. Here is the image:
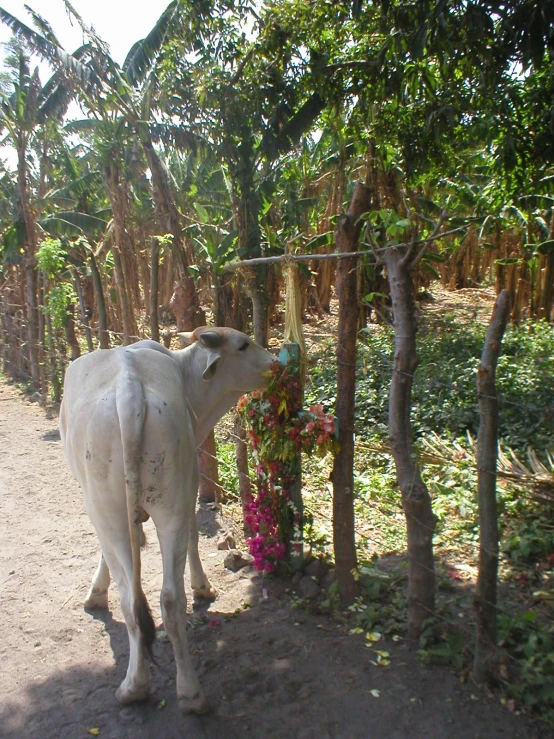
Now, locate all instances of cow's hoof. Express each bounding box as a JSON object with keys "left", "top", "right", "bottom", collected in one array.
[
  {"left": 178, "top": 692, "right": 210, "bottom": 715},
  {"left": 192, "top": 583, "right": 218, "bottom": 602},
  {"left": 84, "top": 588, "right": 108, "bottom": 610},
  {"left": 115, "top": 682, "right": 149, "bottom": 705}
]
